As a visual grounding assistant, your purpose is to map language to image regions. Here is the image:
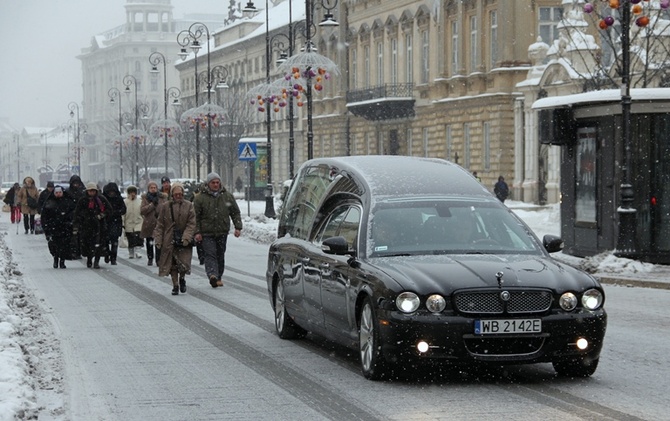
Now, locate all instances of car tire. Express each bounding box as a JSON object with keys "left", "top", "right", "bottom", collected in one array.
[
  {"left": 359, "top": 296, "right": 390, "bottom": 380},
  {"left": 552, "top": 357, "right": 599, "bottom": 377},
  {"left": 274, "top": 278, "right": 307, "bottom": 339}
]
